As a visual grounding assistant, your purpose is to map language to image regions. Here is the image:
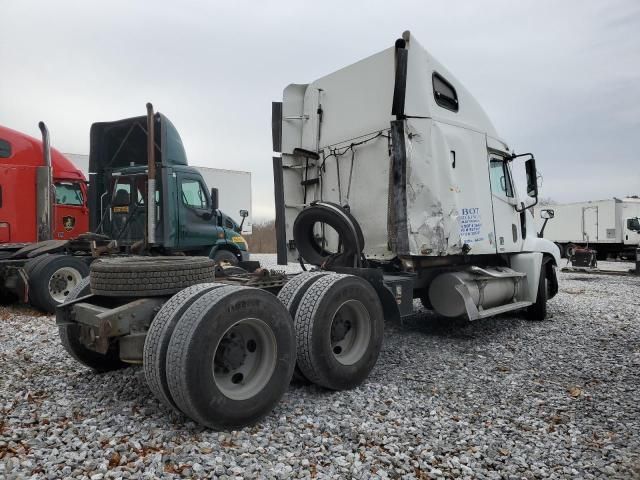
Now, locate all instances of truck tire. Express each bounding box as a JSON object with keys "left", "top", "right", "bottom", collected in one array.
[
  {"left": 277, "top": 271, "right": 330, "bottom": 382},
  {"left": 90, "top": 256, "right": 216, "bottom": 297},
  {"left": 24, "top": 254, "right": 50, "bottom": 277},
  {"left": 212, "top": 249, "right": 239, "bottom": 266},
  {"left": 143, "top": 283, "right": 225, "bottom": 411},
  {"left": 526, "top": 260, "right": 548, "bottom": 321},
  {"left": 294, "top": 274, "right": 384, "bottom": 390},
  {"left": 29, "top": 254, "right": 90, "bottom": 313},
  {"left": 166, "top": 286, "right": 296, "bottom": 429},
  {"left": 293, "top": 202, "right": 365, "bottom": 267},
  {"left": 58, "top": 277, "right": 126, "bottom": 372}
]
